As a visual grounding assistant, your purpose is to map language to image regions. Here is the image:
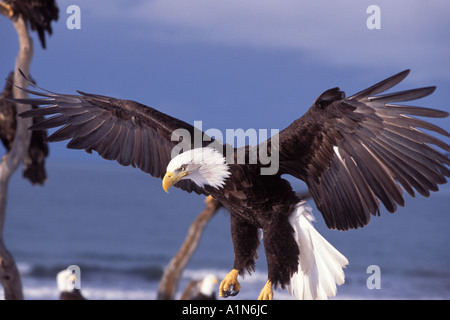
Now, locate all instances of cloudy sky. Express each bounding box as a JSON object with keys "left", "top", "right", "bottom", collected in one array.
[{"left": 1, "top": 0, "right": 449, "bottom": 161}]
